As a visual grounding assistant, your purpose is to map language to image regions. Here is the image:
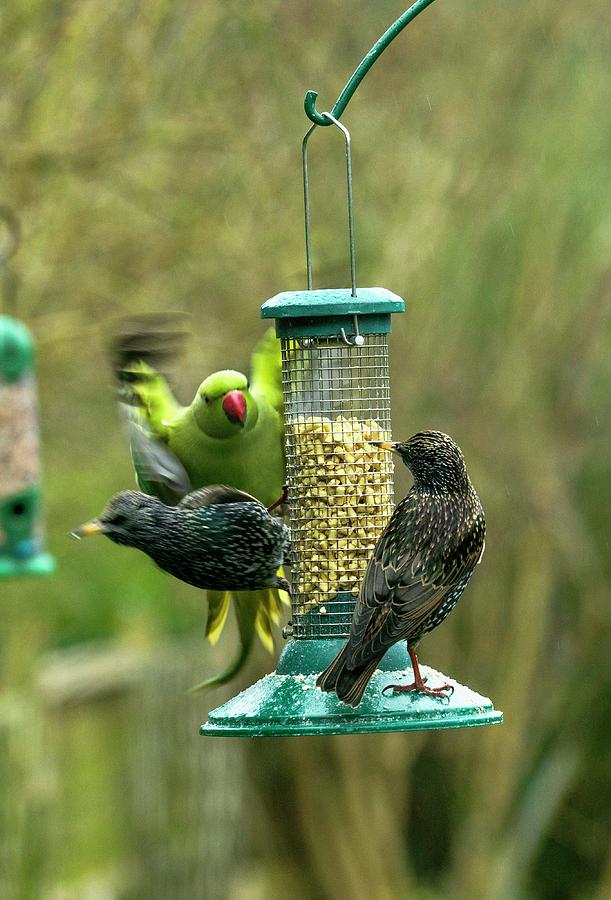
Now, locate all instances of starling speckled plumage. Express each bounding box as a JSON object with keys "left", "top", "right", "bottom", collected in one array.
[
  {"left": 73, "top": 485, "right": 291, "bottom": 595},
  {"left": 74, "top": 485, "right": 291, "bottom": 691},
  {"left": 317, "top": 431, "right": 485, "bottom": 707}
]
